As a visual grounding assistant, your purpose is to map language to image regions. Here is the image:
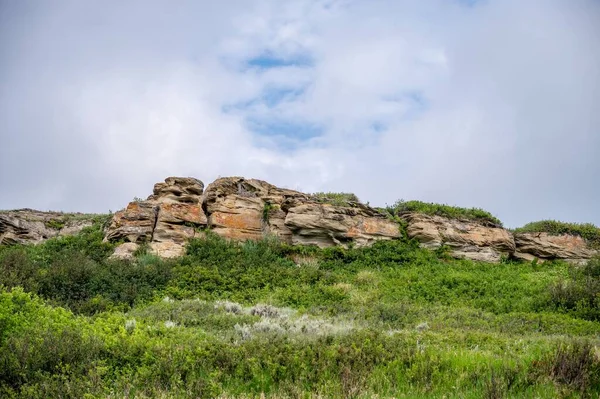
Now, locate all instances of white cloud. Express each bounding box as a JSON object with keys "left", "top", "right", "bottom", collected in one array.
[{"left": 0, "top": 0, "right": 598, "bottom": 227}]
